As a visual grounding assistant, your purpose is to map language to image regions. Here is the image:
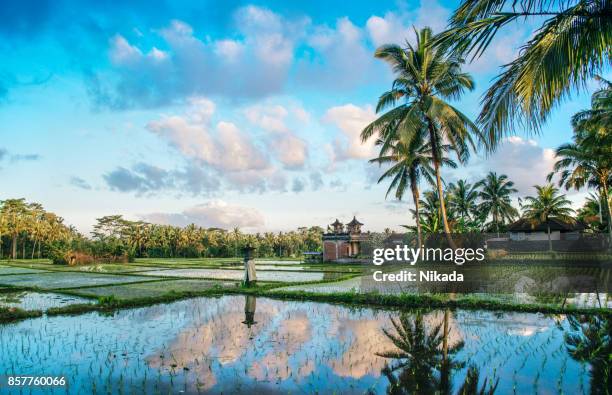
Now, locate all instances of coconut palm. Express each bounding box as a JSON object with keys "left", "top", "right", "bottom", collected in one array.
[
  {"left": 1, "top": 198, "right": 30, "bottom": 259},
  {"left": 370, "top": 132, "right": 457, "bottom": 247},
  {"left": 434, "top": 0, "right": 612, "bottom": 140},
  {"left": 411, "top": 189, "right": 458, "bottom": 235},
  {"left": 362, "top": 27, "right": 487, "bottom": 248},
  {"left": 522, "top": 185, "right": 575, "bottom": 251},
  {"left": 477, "top": 172, "right": 518, "bottom": 237},
  {"left": 377, "top": 312, "right": 465, "bottom": 394},
  {"left": 572, "top": 76, "right": 612, "bottom": 137},
  {"left": 448, "top": 180, "right": 480, "bottom": 223},
  {"left": 547, "top": 134, "right": 612, "bottom": 245},
  {"left": 564, "top": 314, "right": 611, "bottom": 395}
]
